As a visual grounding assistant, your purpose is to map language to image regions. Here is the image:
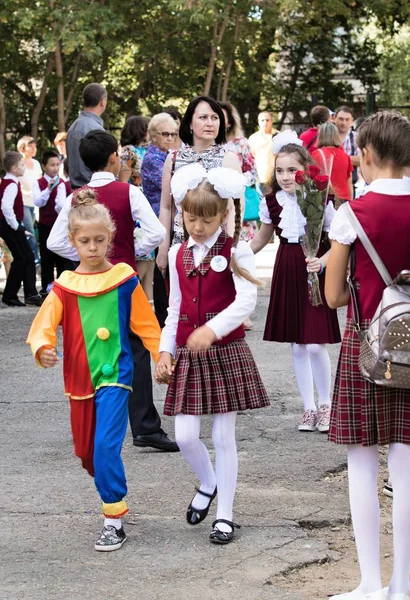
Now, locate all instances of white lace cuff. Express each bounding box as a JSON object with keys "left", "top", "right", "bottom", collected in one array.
[{"left": 328, "top": 204, "right": 357, "bottom": 245}]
